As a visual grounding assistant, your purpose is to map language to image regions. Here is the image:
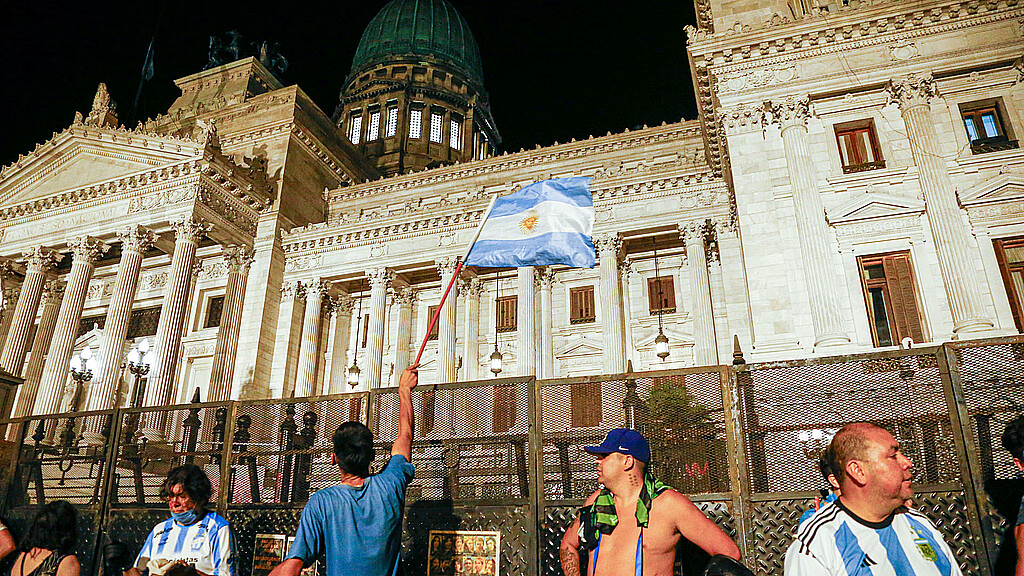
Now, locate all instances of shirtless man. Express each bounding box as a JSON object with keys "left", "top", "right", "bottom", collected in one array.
[{"left": 559, "top": 429, "right": 741, "bottom": 576}]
